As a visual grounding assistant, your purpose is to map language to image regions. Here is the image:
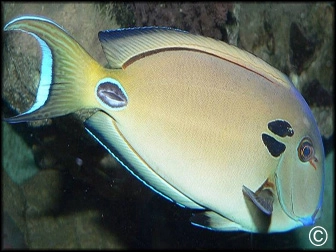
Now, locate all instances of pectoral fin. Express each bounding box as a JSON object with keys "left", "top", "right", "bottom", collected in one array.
[
  {"left": 242, "top": 185, "right": 274, "bottom": 215},
  {"left": 190, "top": 211, "right": 243, "bottom": 231}
]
